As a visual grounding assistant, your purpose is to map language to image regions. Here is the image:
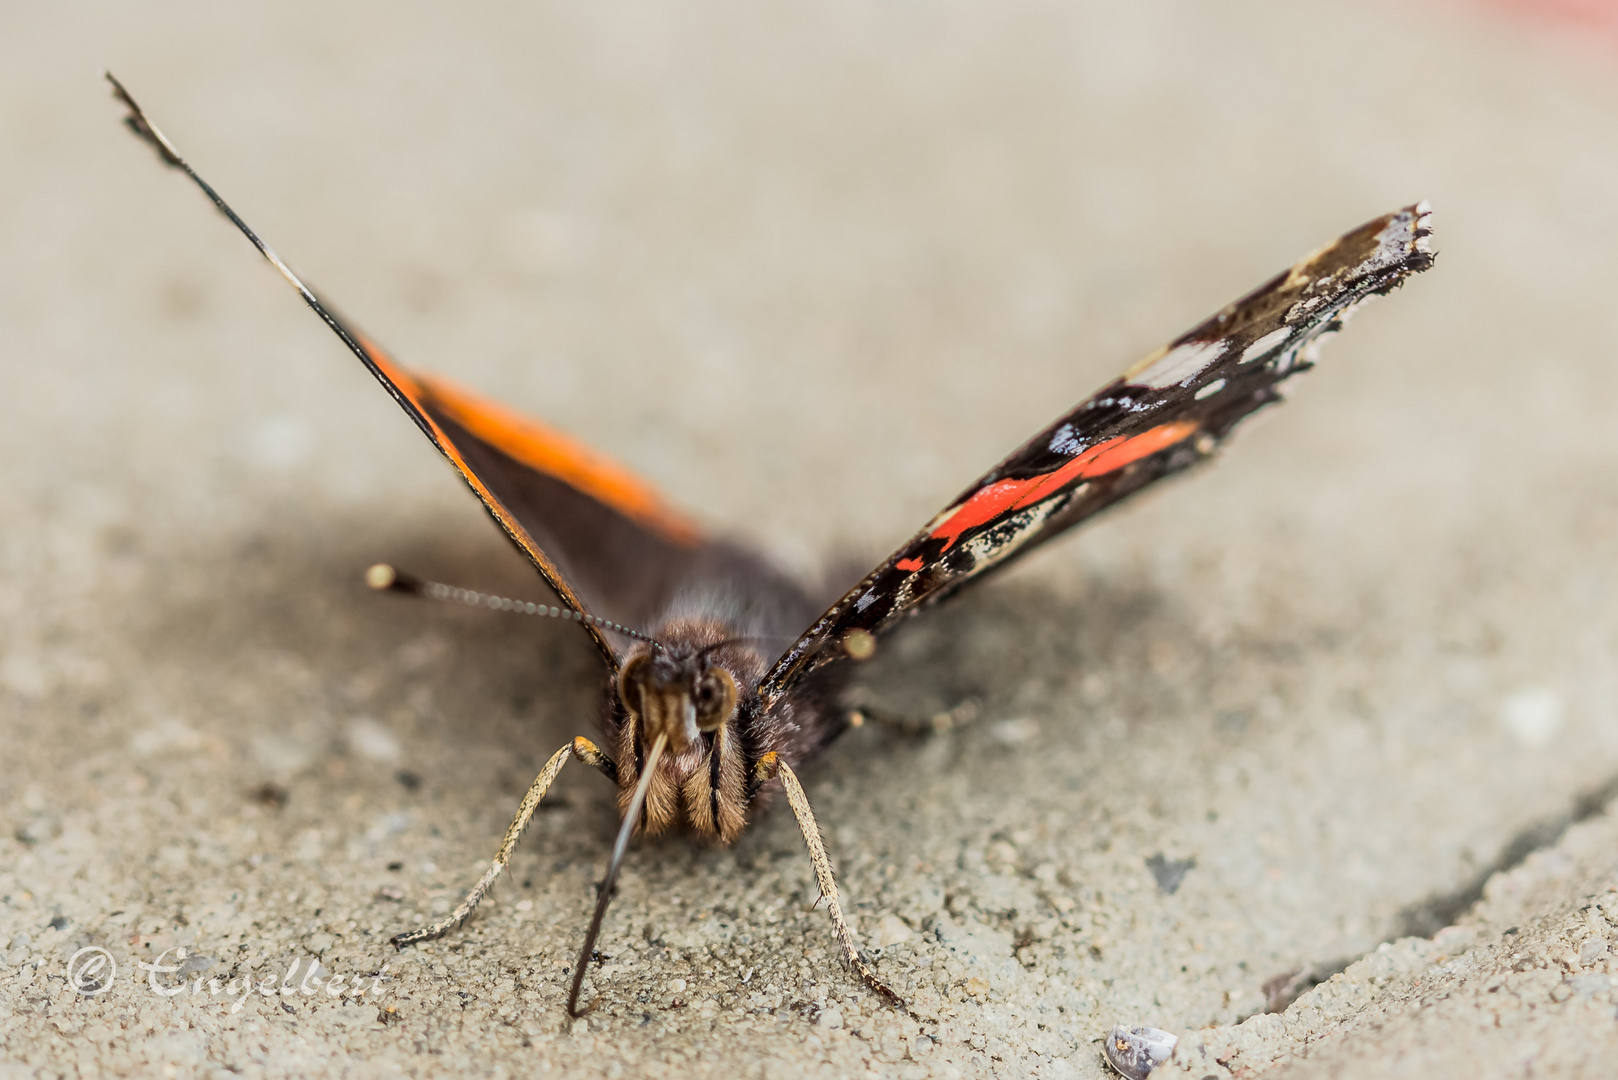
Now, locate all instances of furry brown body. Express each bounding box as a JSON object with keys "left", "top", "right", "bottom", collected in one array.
[{"left": 610, "top": 587, "right": 851, "bottom": 846}]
